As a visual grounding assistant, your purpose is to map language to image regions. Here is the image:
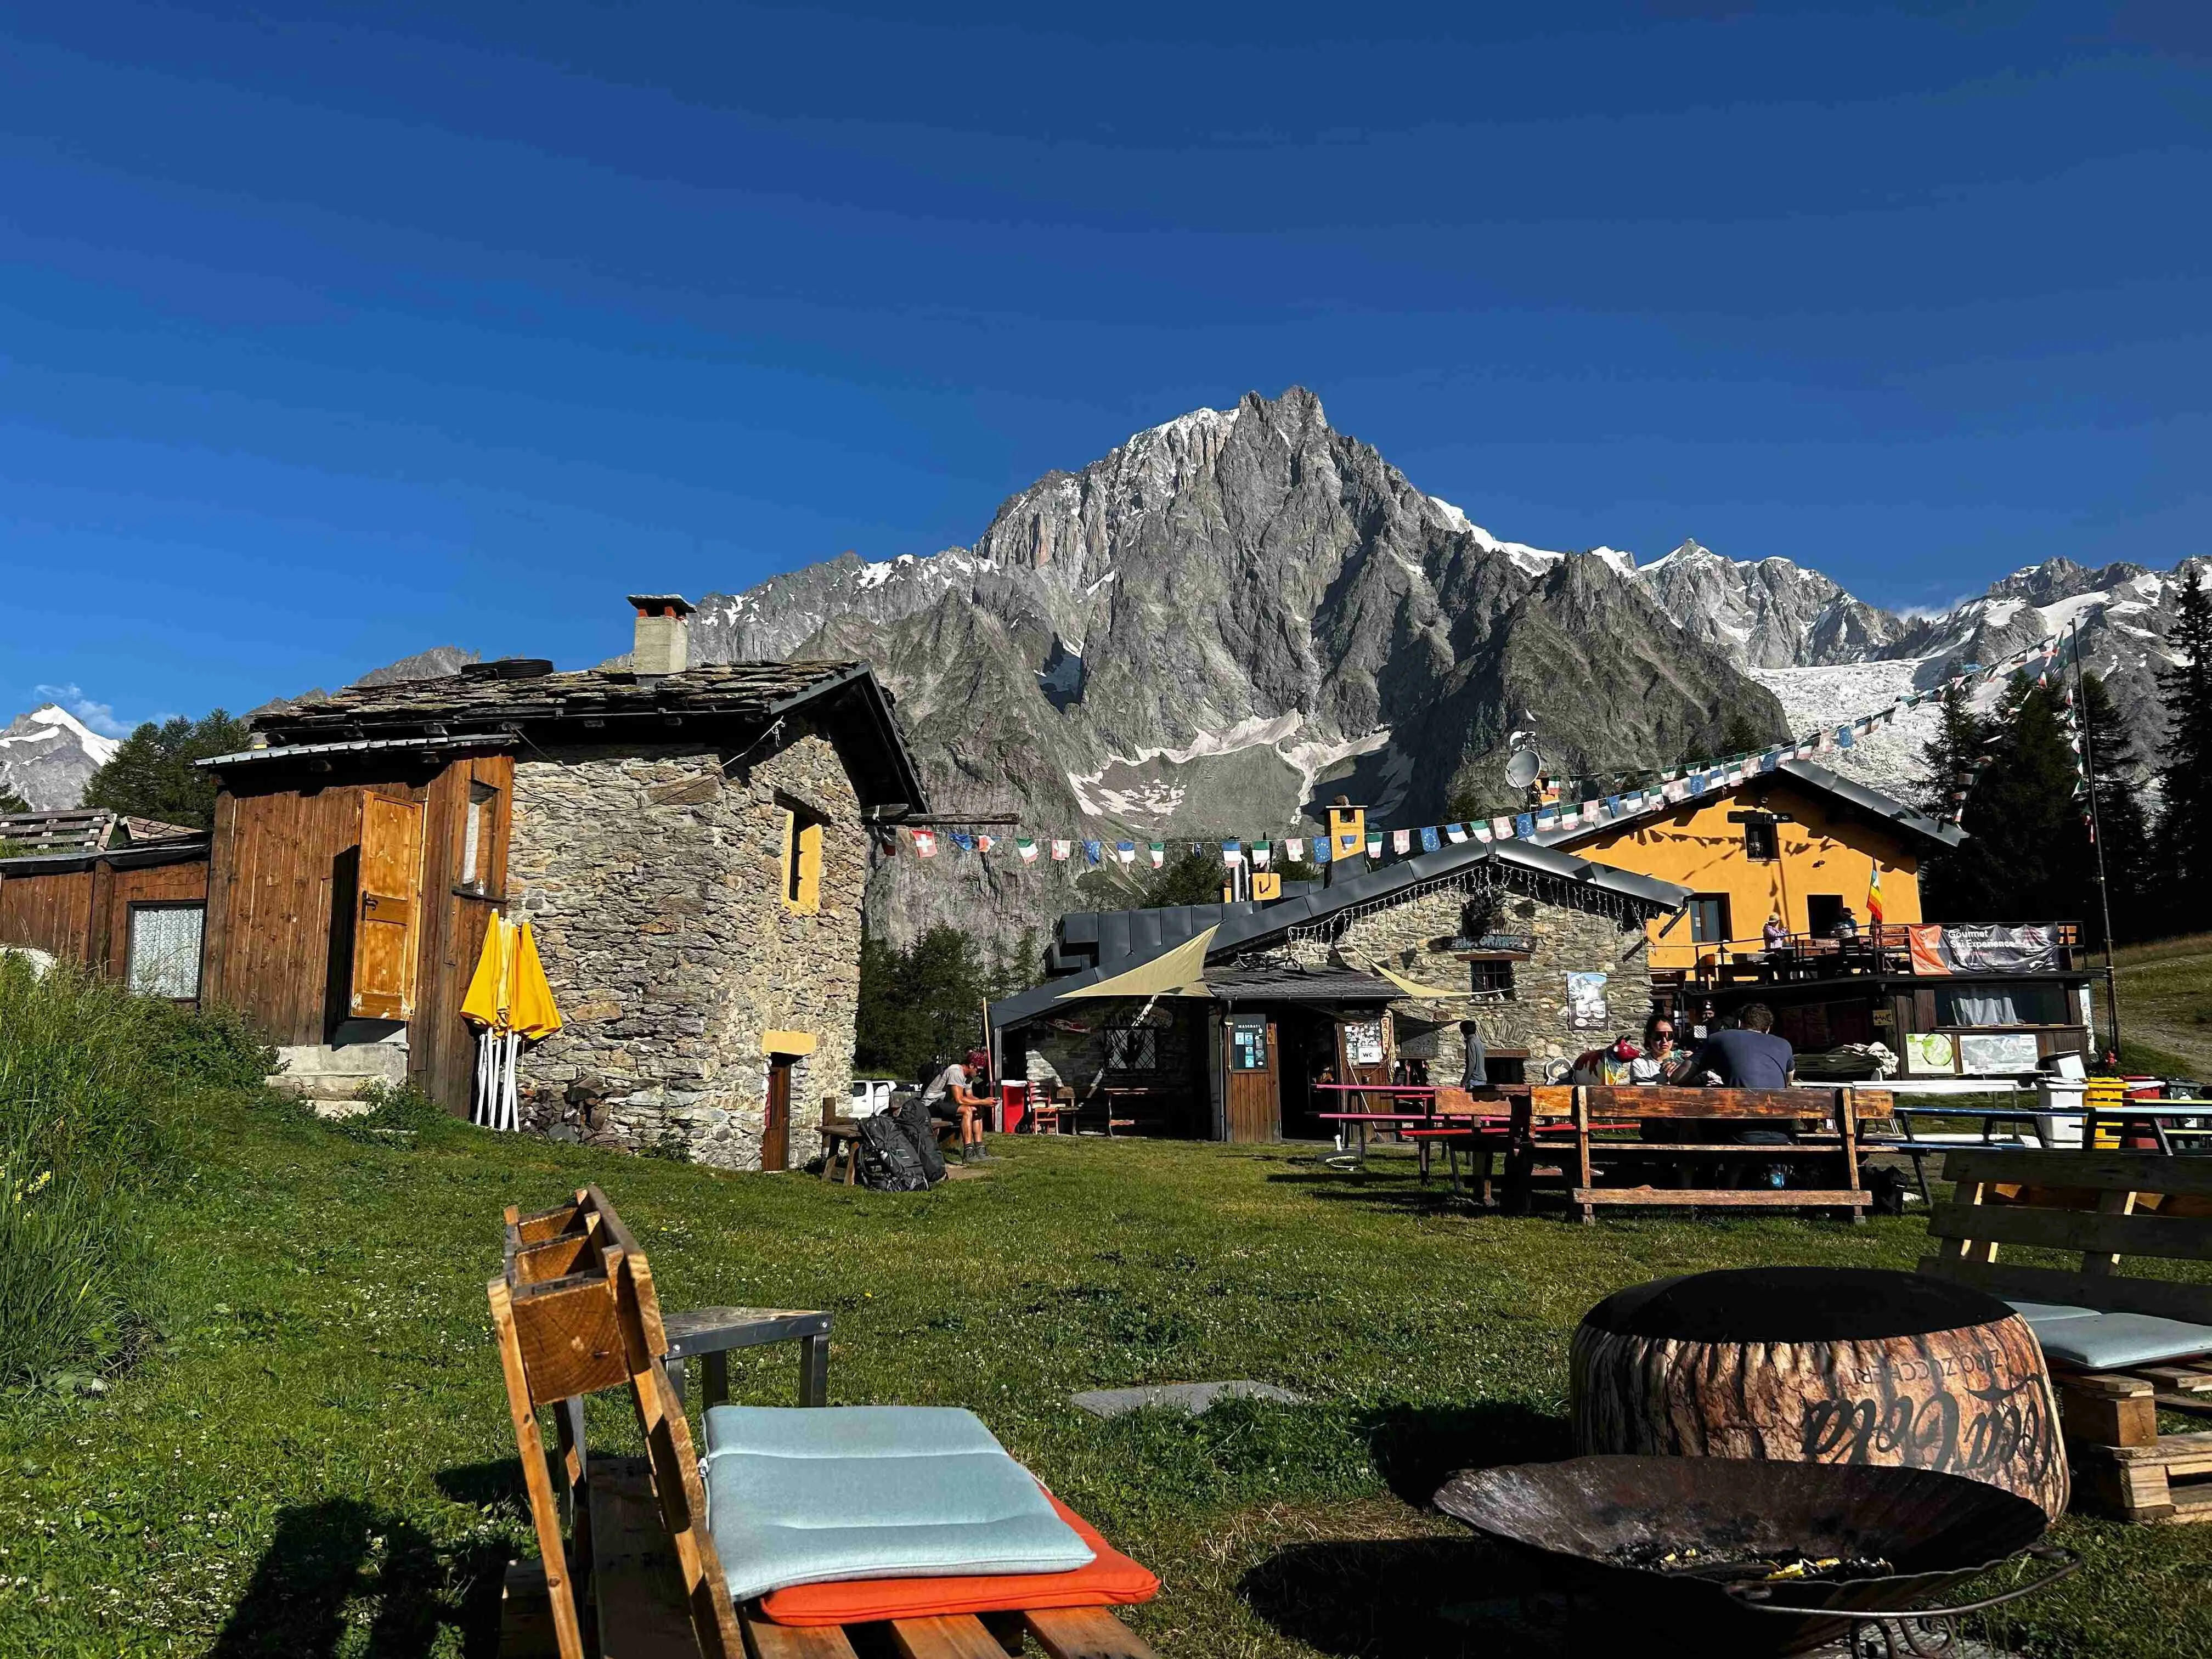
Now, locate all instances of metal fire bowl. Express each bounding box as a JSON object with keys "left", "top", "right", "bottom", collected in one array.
[{"left": 1434, "top": 1456, "right": 2054, "bottom": 1658}]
